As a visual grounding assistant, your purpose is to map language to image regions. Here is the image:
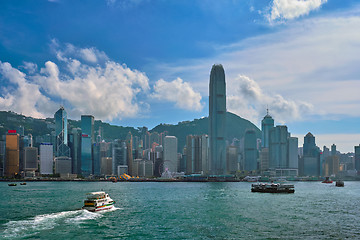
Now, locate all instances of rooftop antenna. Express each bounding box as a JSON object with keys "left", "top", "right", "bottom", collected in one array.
[{"left": 266, "top": 105, "right": 269, "bottom": 115}]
